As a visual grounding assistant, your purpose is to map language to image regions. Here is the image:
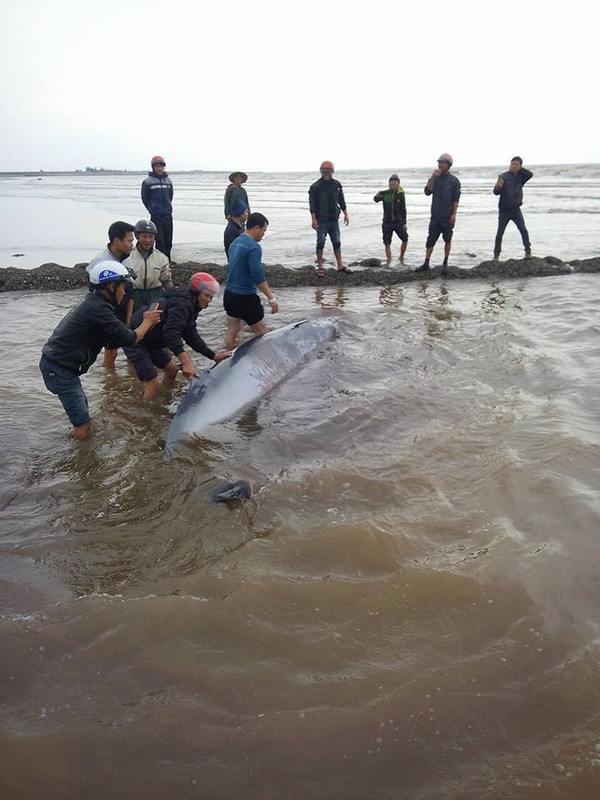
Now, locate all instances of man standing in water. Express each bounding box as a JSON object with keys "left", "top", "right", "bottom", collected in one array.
[
  {"left": 415, "top": 153, "right": 461, "bottom": 276},
  {"left": 493, "top": 157, "right": 533, "bottom": 260},
  {"left": 141, "top": 155, "right": 174, "bottom": 261},
  {"left": 126, "top": 219, "right": 173, "bottom": 311},
  {"left": 309, "top": 160, "right": 350, "bottom": 276},
  {"left": 374, "top": 173, "right": 408, "bottom": 265},
  {"left": 86, "top": 220, "right": 136, "bottom": 368},
  {"left": 39, "top": 263, "right": 161, "bottom": 440},
  {"left": 223, "top": 212, "right": 278, "bottom": 349}
]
